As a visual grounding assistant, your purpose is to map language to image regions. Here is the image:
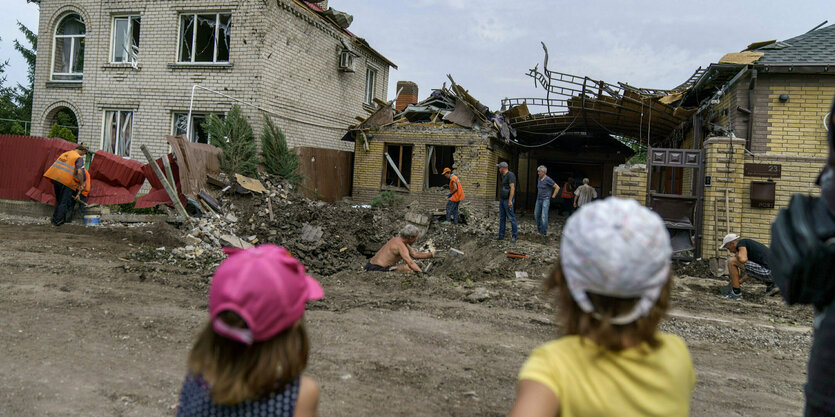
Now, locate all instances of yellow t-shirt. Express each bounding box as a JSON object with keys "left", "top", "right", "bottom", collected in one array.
[{"left": 518, "top": 333, "right": 696, "bottom": 417}]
